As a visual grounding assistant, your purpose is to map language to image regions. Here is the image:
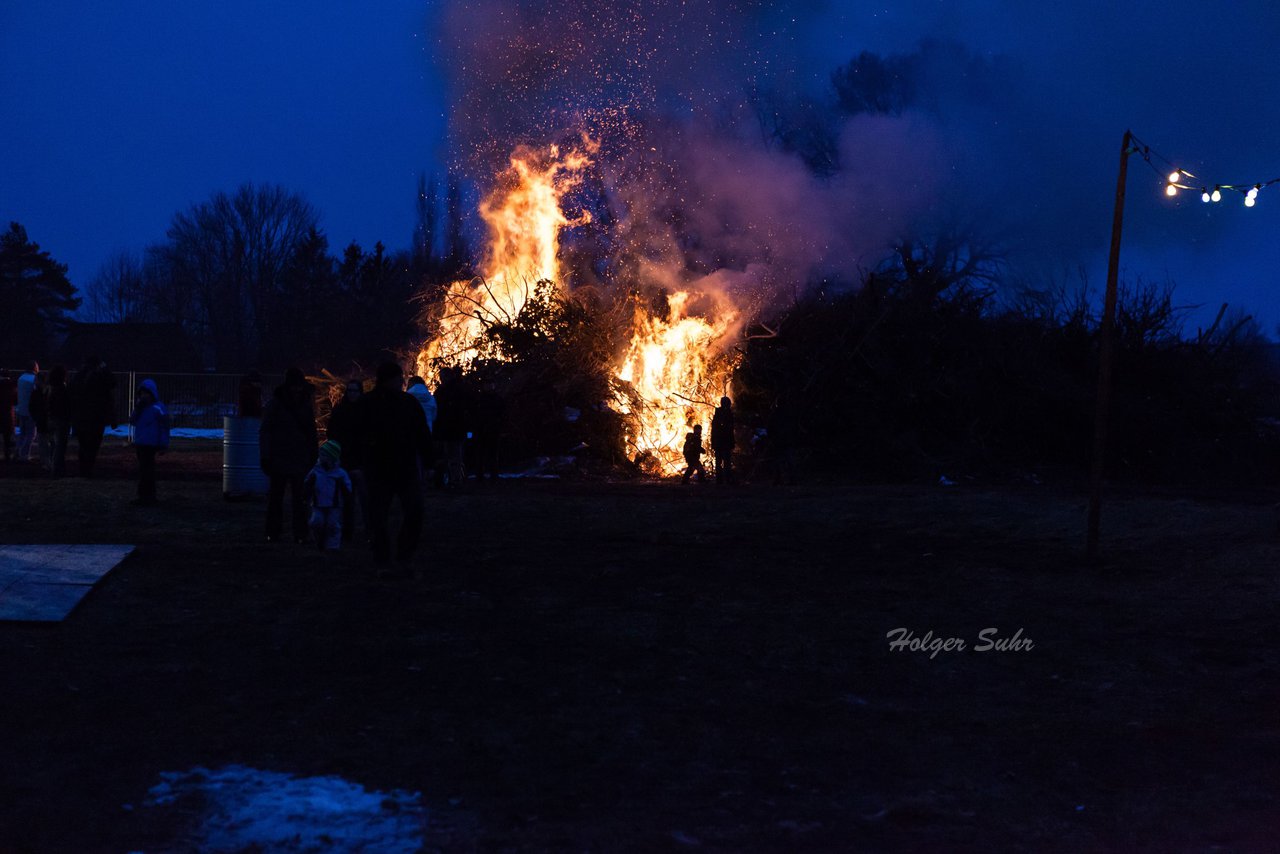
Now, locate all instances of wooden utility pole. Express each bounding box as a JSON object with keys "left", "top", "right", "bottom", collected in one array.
[{"left": 1087, "top": 130, "right": 1133, "bottom": 561}]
